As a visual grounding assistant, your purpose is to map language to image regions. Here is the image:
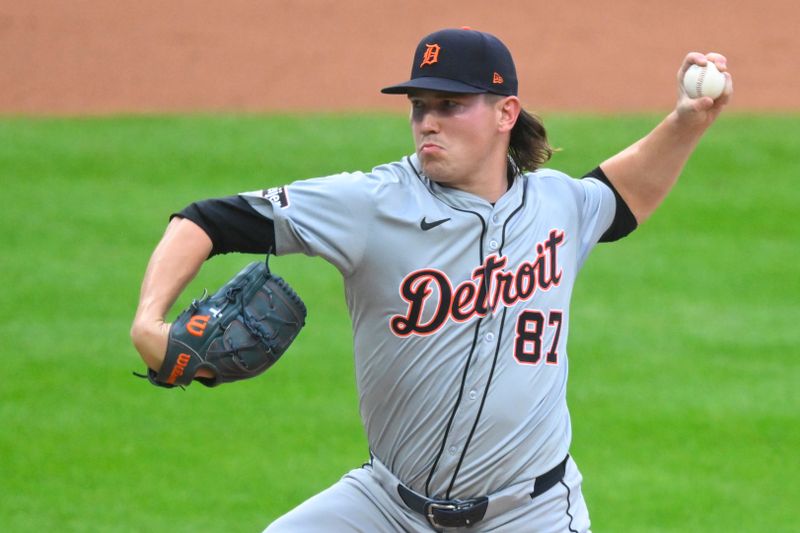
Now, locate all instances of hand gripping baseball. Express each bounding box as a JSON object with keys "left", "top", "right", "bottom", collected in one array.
[
  {"left": 138, "top": 260, "right": 307, "bottom": 388},
  {"left": 676, "top": 52, "right": 733, "bottom": 126}
]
